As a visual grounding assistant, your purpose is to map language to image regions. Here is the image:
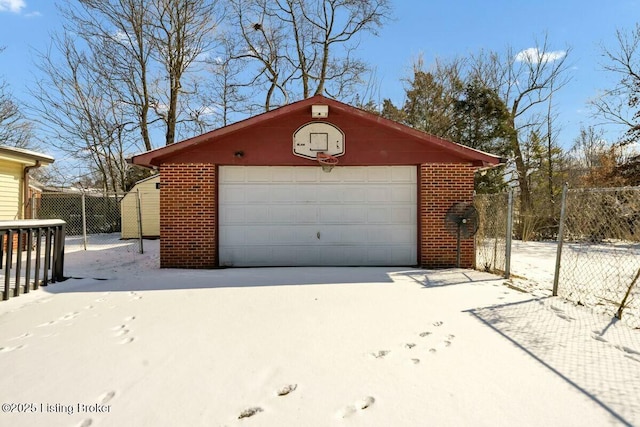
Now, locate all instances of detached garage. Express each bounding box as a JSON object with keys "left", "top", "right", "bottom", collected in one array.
[{"left": 130, "top": 95, "right": 501, "bottom": 269}]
